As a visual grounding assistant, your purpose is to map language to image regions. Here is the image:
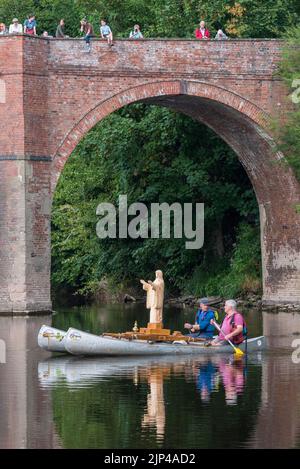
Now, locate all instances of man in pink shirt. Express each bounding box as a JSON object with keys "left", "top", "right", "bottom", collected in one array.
[
  {"left": 195, "top": 21, "right": 210, "bottom": 40},
  {"left": 210, "top": 299, "right": 245, "bottom": 346}
]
